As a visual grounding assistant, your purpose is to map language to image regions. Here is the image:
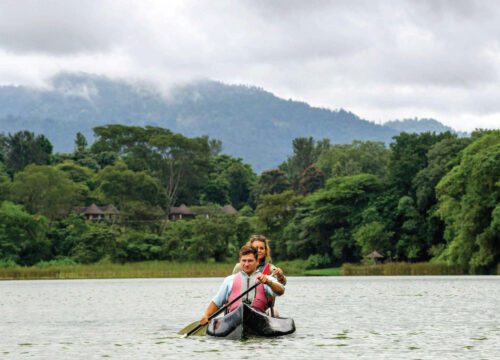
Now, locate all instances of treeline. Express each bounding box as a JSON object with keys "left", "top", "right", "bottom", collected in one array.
[{"left": 0, "top": 125, "right": 498, "bottom": 274}]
